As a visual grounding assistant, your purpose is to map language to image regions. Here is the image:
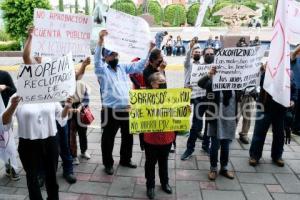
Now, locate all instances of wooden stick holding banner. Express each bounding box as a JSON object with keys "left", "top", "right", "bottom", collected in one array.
[
  {"left": 129, "top": 88, "right": 191, "bottom": 134},
  {"left": 17, "top": 53, "right": 76, "bottom": 104}
]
